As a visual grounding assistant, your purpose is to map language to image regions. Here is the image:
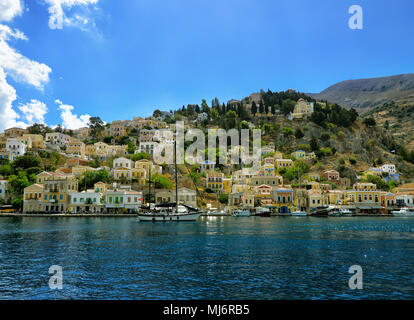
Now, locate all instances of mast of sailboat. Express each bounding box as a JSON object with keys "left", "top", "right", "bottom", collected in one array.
[
  {"left": 298, "top": 168, "right": 301, "bottom": 211},
  {"left": 174, "top": 138, "right": 178, "bottom": 213}
]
